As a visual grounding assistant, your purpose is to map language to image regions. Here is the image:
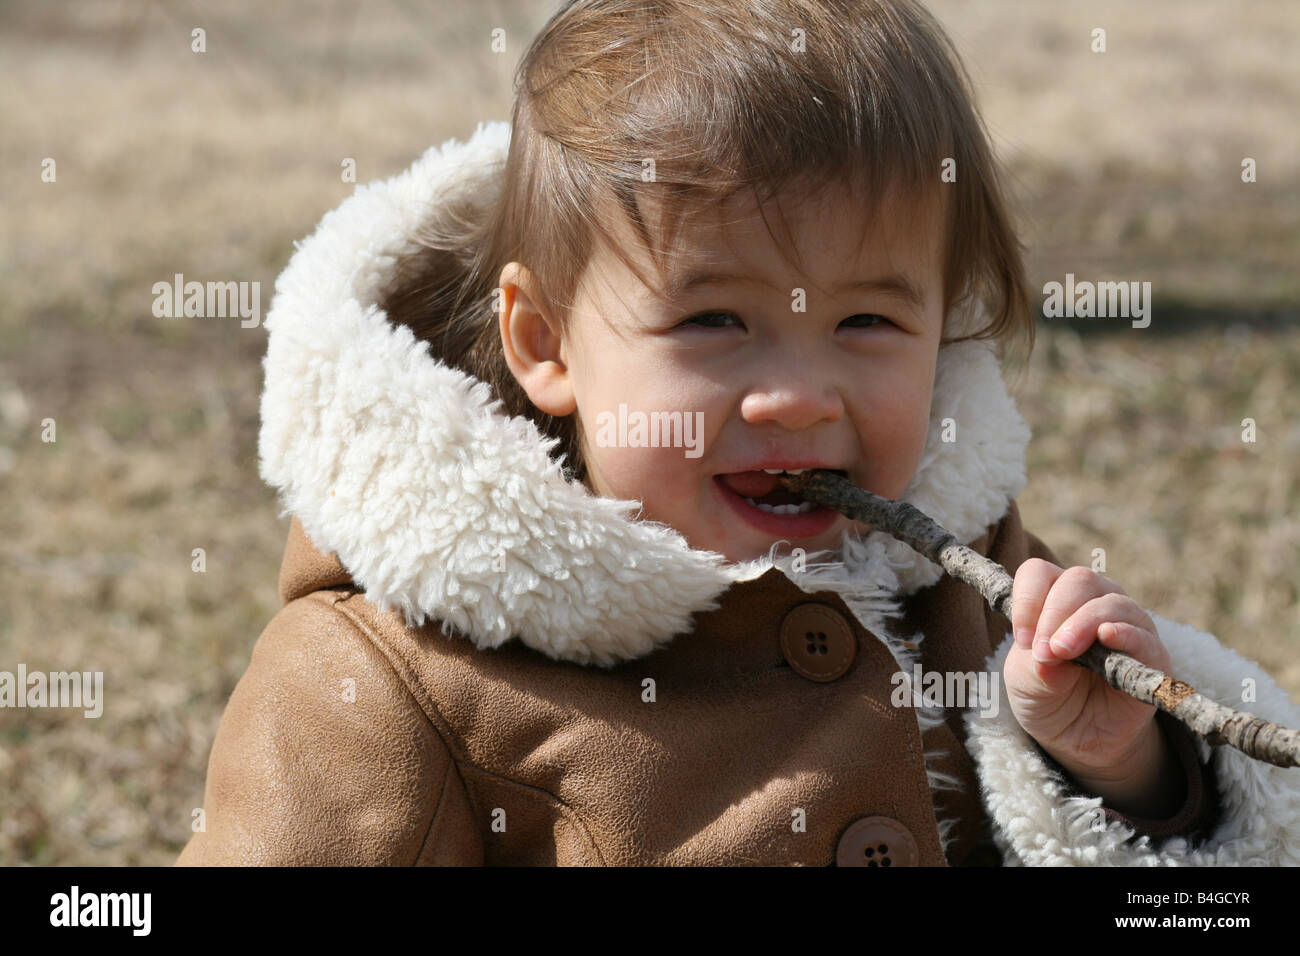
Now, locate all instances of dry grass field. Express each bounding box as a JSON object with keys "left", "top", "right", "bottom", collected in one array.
[{"left": 1, "top": 0, "right": 1296, "bottom": 865}]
